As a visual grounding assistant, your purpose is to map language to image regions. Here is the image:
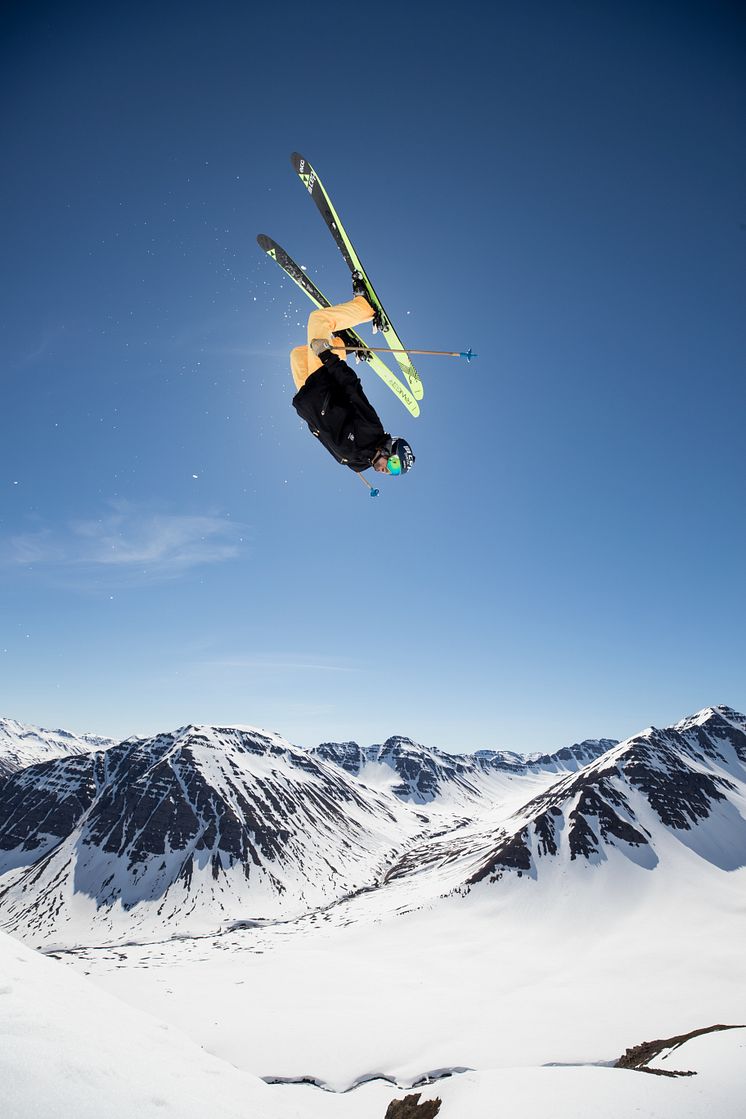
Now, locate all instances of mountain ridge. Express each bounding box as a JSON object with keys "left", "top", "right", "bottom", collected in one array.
[
  {"left": 0, "top": 722, "right": 427, "bottom": 944},
  {"left": 0, "top": 705, "right": 743, "bottom": 948},
  {"left": 312, "top": 734, "right": 618, "bottom": 807},
  {"left": 0, "top": 715, "right": 115, "bottom": 781}
]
